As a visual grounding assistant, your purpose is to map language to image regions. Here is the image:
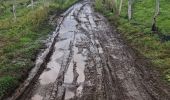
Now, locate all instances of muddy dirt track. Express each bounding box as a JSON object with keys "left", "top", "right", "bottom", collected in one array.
[{"left": 6, "top": 0, "right": 170, "bottom": 100}]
